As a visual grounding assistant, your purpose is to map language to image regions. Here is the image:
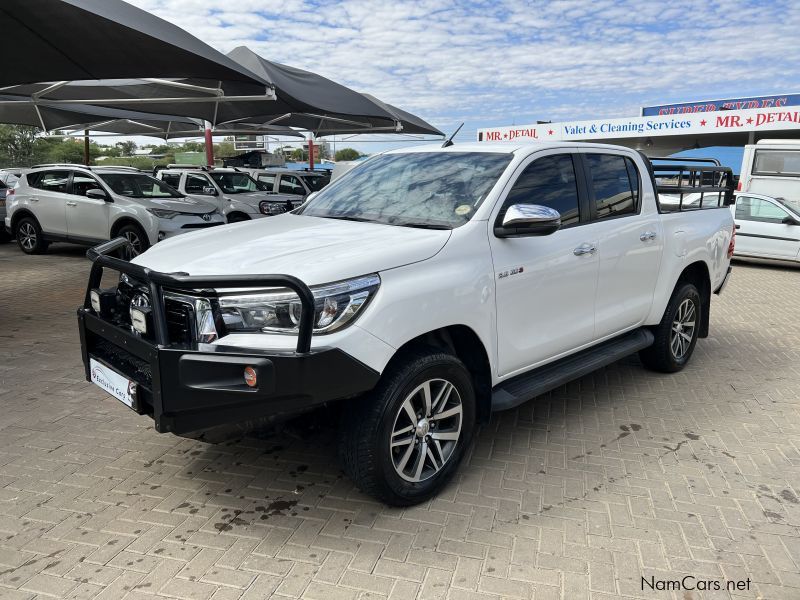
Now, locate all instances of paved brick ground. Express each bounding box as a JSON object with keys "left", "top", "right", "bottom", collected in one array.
[{"left": 0, "top": 242, "right": 799, "bottom": 600}]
